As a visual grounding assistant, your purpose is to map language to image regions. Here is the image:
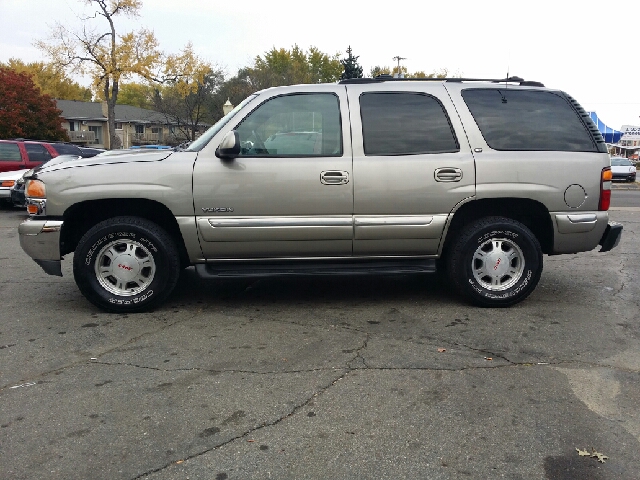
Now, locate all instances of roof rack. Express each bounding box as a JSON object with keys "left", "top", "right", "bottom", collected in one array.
[{"left": 339, "top": 76, "right": 544, "bottom": 87}]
